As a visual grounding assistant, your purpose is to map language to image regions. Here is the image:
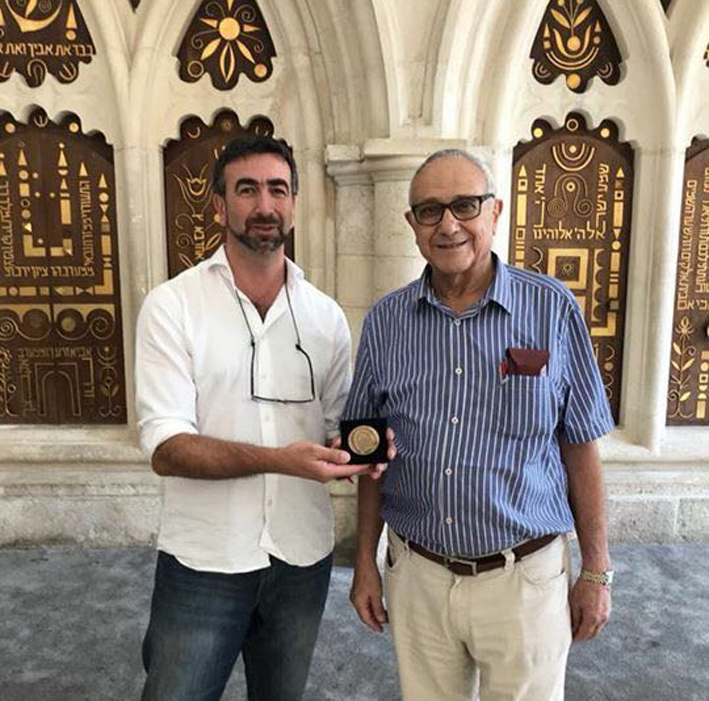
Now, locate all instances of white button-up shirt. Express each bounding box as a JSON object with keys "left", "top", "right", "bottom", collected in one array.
[{"left": 135, "top": 246, "right": 351, "bottom": 573}]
